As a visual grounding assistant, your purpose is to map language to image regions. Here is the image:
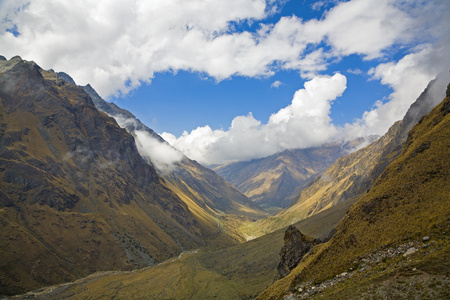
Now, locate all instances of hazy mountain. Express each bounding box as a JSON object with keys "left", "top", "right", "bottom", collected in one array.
[
  {"left": 0, "top": 56, "right": 220, "bottom": 295},
  {"left": 244, "top": 74, "right": 449, "bottom": 237},
  {"left": 213, "top": 140, "right": 370, "bottom": 212},
  {"left": 259, "top": 82, "right": 450, "bottom": 300}
]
